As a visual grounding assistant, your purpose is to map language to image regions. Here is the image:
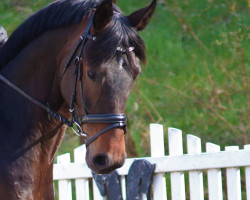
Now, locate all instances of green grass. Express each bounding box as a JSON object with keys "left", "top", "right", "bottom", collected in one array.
[
  {"left": 1, "top": 0, "right": 249, "bottom": 158},
  {"left": 124, "top": 0, "right": 250, "bottom": 157}
]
